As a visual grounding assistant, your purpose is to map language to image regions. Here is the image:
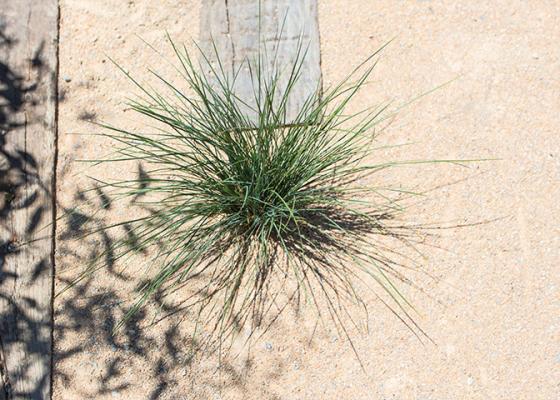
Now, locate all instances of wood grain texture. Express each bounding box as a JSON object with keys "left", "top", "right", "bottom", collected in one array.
[
  {"left": 0, "top": 1, "right": 58, "bottom": 399},
  {"left": 200, "top": 0, "right": 321, "bottom": 121}
]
